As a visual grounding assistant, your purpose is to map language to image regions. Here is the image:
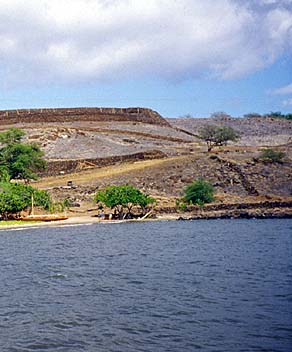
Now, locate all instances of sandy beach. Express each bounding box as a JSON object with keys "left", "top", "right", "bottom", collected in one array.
[{"left": 0, "top": 214, "right": 181, "bottom": 230}]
